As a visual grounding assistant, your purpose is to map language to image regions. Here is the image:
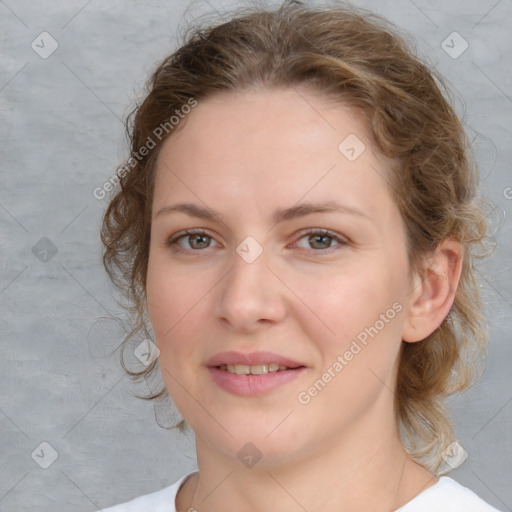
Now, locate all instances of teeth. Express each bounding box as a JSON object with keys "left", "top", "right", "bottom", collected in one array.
[{"left": 219, "top": 363, "right": 290, "bottom": 375}]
